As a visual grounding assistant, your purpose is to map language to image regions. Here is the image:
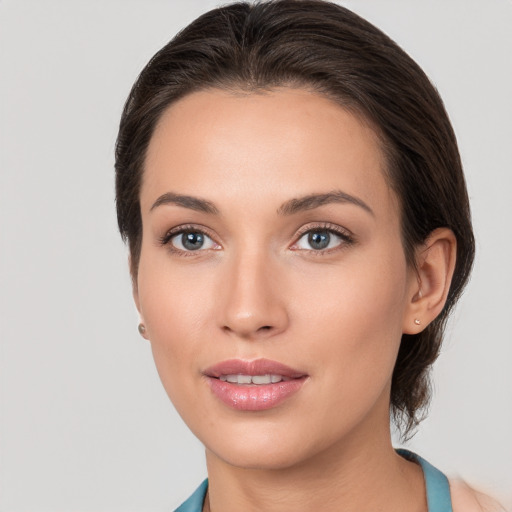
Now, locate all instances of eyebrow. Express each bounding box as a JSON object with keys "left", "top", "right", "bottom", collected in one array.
[
  {"left": 150, "top": 192, "right": 219, "bottom": 214},
  {"left": 277, "top": 190, "right": 374, "bottom": 216},
  {"left": 149, "top": 189, "right": 373, "bottom": 217}
]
